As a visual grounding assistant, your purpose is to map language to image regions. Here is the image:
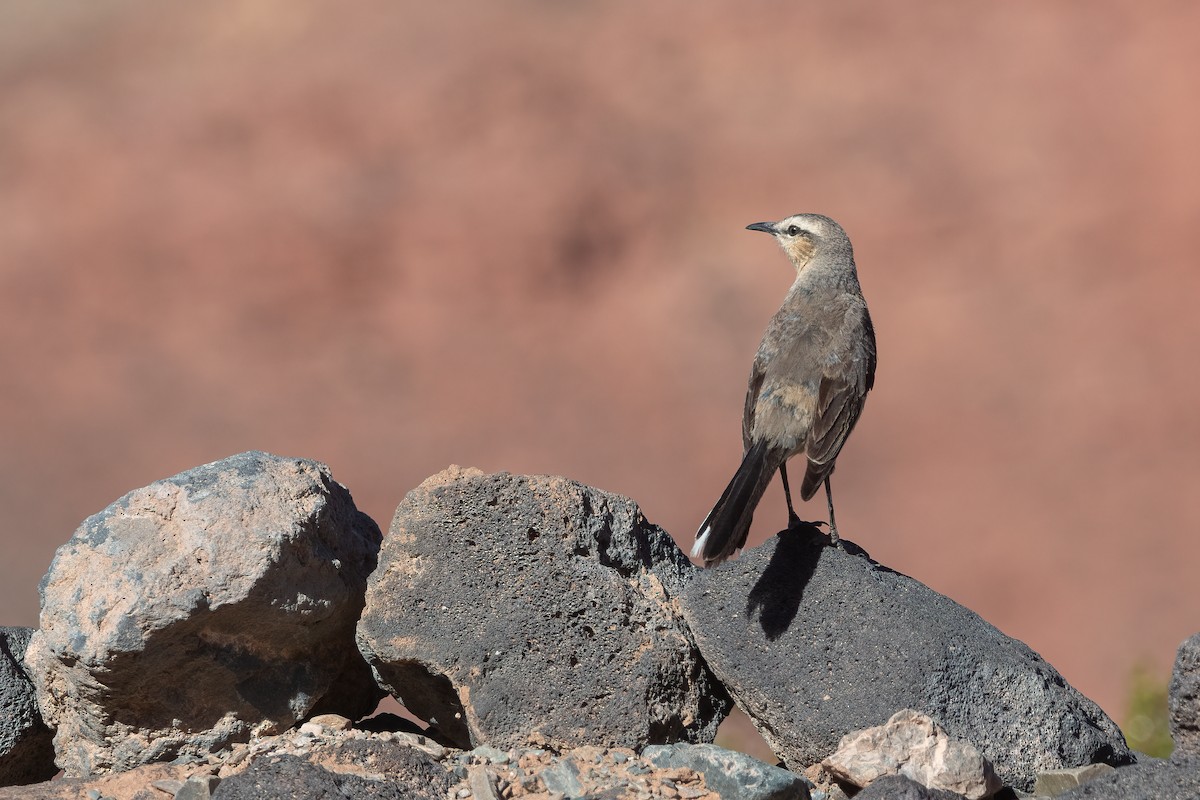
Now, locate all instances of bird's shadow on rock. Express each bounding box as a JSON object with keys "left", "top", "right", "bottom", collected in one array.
[{"left": 745, "top": 523, "right": 830, "bottom": 641}]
